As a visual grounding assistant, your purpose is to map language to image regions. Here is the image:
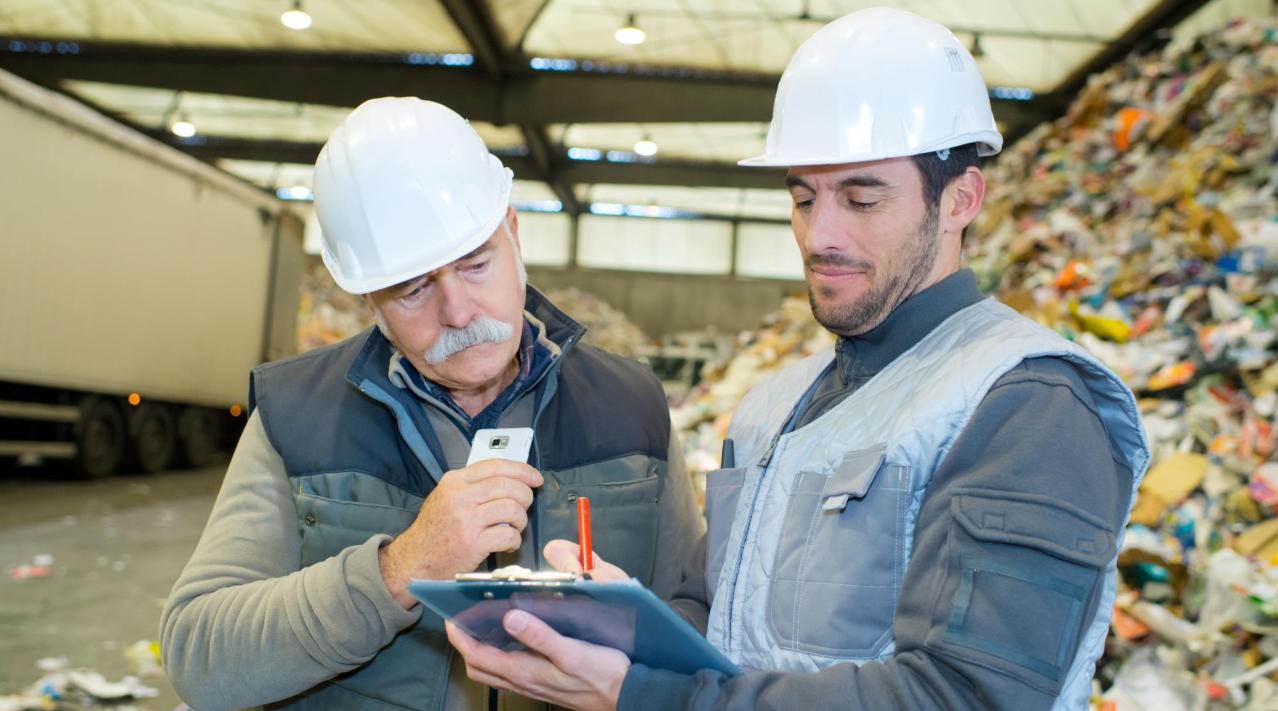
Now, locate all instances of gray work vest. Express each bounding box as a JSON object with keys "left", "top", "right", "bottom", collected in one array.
[
  {"left": 704, "top": 298, "right": 1149, "bottom": 708},
  {"left": 250, "top": 289, "right": 674, "bottom": 710}
]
